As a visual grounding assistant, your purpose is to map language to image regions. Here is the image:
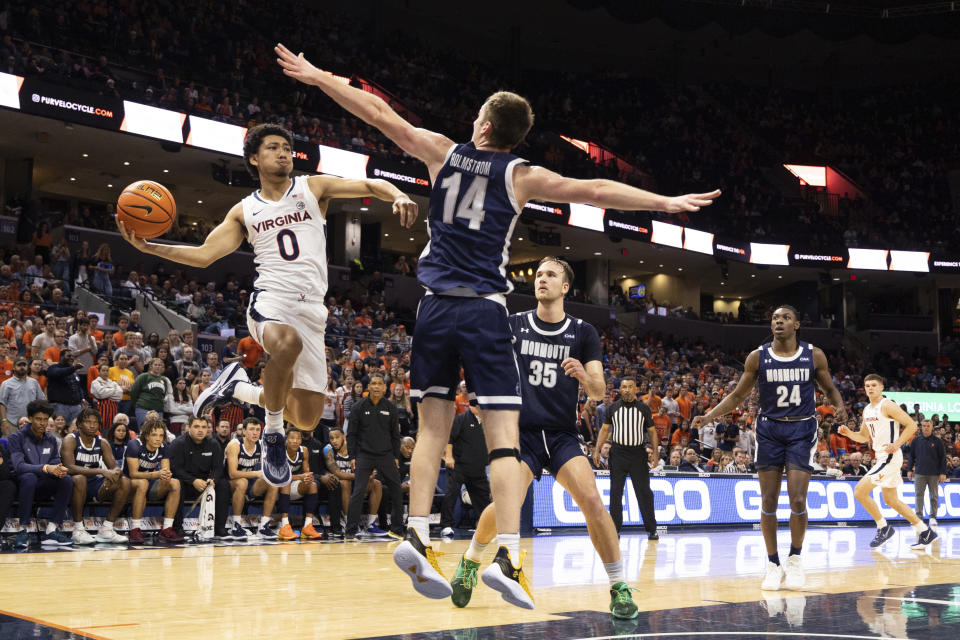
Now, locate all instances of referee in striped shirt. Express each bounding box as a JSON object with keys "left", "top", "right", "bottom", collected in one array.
[{"left": 594, "top": 377, "right": 659, "bottom": 539}]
